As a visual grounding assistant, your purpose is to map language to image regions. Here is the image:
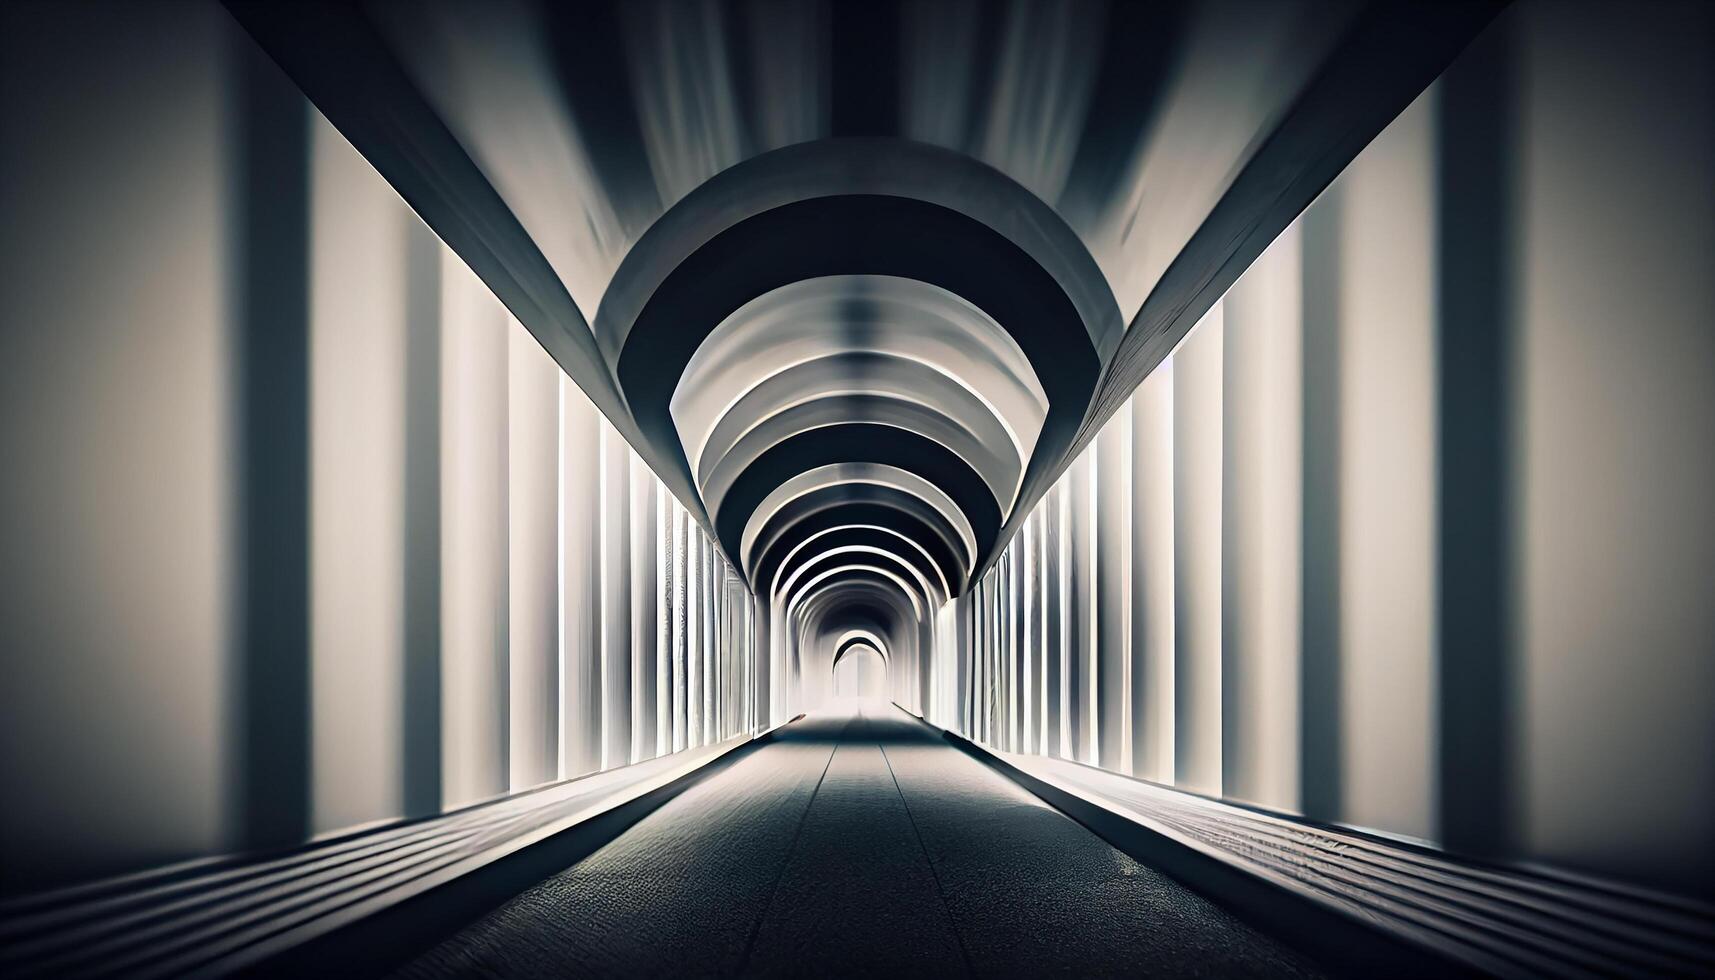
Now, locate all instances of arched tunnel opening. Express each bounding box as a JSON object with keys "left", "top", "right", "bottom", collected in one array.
[{"left": 831, "top": 642, "right": 887, "bottom": 702}]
